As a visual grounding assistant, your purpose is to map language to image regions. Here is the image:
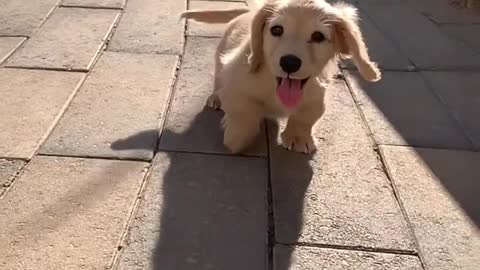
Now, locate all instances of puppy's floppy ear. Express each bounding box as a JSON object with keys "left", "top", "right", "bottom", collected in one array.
[
  {"left": 248, "top": 2, "right": 275, "bottom": 72},
  {"left": 331, "top": 3, "right": 381, "bottom": 81}
]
